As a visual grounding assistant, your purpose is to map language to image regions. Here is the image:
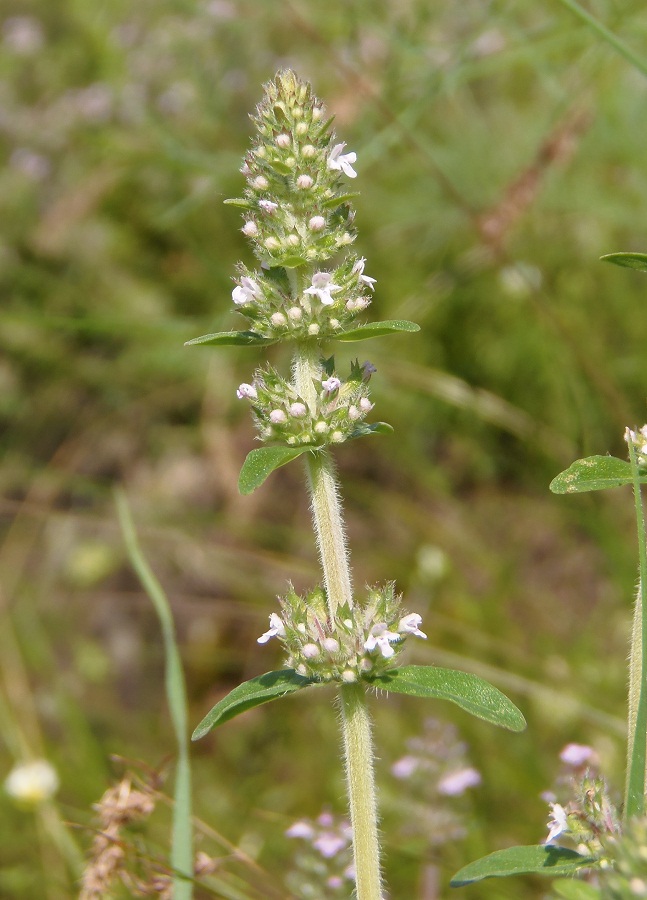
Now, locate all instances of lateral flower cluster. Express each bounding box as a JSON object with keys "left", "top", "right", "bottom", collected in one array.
[
  {"left": 230, "top": 255, "right": 376, "bottom": 343},
  {"left": 237, "top": 358, "right": 377, "bottom": 449},
  {"left": 625, "top": 424, "right": 647, "bottom": 469},
  {"left": 257, "top": 583, "right": 427, "bottom": 683}
]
